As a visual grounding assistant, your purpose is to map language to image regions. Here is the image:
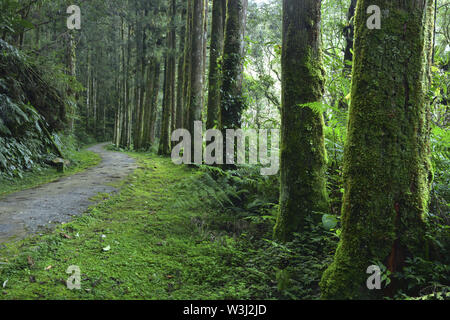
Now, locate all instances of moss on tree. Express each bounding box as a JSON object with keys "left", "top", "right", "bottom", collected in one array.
[
  {"left": 220, "top": 0, "right": 248, "bottom": 131},
  {"left": 206, "top": 0, "right": 226, "bottom": 130},
  {"left": 273, "top": 0, "right": 329, "bottom": 242},
  {"left": 320, "top": 0, "right": 435, "bottom": 299}
]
